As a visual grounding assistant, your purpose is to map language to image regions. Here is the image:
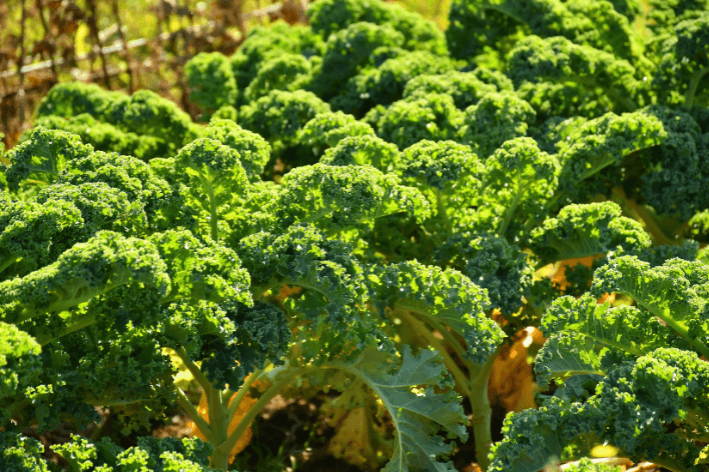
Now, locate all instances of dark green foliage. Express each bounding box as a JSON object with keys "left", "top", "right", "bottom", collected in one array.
[
  {"left": 36, "top": 81, "right": 127, "bottom": 120},
  {"left": 34, "top": 114, "right": 162, "bottom": 160},
  {"left": 274, "top": 163, "right": 430, "bottom": 230},
  {"left": 637, "top": 106, "right": 708, "bottom": 220},
  {"left": 238, "top": 223, "right": 367, "bottom": 328},
  {"left": 446, "top": 0, "right": 636, "bottom": 64},
  {"left": 530, "top": 202, "right": 652, "bottom": 265},
  {"left": 435, "top": 232, "right": 533, "bottom": 315},
  {"left": 366, "top": 260, "right": 504, "bottom": 363},
  {"left": 478, "top": 137, "right": 560, "bottom": 236},
  {"left": 49, "top": 435, "right": 218, "bottom": 472},
  {"left": 506, "top": 35, "right": 642, "bottom": 114},
  {"left": 3, "top": 127, "right": 93, "bottom": 190},
  {"left": 107, "top": 89, "right": 201, "bottom": 154},
  {"left": 308, "top": 0, "right": 447, "bottom": 54},
  {"left": 397, "top": 140, "right": 481, "bottom": 192},
  {"left": 653, "top": 12, "right": 709, "bottom": 106},
  {"left": 554, "top": 111, "right": 666, "bottom": 207},
  {"left": 332, "top": 50, "right": 457, "bottom": 116},
  {"left": 59, "top": 150, "right": 172, "bottom": 223},
  {"left": 312, "top": 22, "right": 405, "bottom": 99},
  {"left": 228, "top": 22, "right": 325, "bottom": 95},
  {"left": 0, "top": 432, "right": 49, "bottom": 472}
]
